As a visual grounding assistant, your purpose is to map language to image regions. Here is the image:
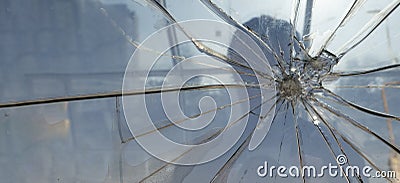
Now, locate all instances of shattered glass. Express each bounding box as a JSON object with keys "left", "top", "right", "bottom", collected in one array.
[{"left": 1, "top": 0, "right": 400, "bottom": 182}]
